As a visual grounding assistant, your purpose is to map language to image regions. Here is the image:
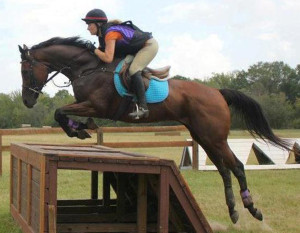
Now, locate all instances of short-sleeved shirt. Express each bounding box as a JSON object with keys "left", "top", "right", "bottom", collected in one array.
[{"left": 105, "top": 31, "right": 123, "bottom": 42}]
